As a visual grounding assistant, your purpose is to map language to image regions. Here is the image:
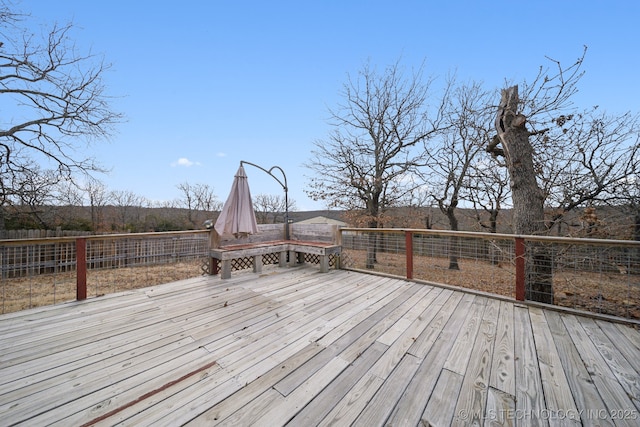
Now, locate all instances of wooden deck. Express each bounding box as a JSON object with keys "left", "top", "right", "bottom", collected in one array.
[{"left": 1, "top": 266, "right": 639, "bottom": 426}]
